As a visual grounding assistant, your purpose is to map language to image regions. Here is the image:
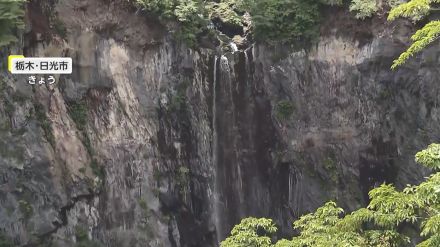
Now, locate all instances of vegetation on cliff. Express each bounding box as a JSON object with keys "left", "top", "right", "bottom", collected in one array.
[
  {"left": 133, "top": 0, "right": 340, "bottom": 46},
  {"left": 2, "top": 0, "right": 435, "bottom": 68},
  {"left": 221, "top": 144, "right": 440, "bottom": 247},
  {"left": 0, "top": 0, "right": 25, "bottom": 47},
  {"left": 1, "top": 0, "right": 437, "bottom": 67},
  {"left": 388, "top": 0, "right": 440, "bottom": 68},
  {"left": 134, "top": 0, "right": 440, "bottom": 70},
  {"left": 134, "top": 0, "right": 405, "bottom": 47}
]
